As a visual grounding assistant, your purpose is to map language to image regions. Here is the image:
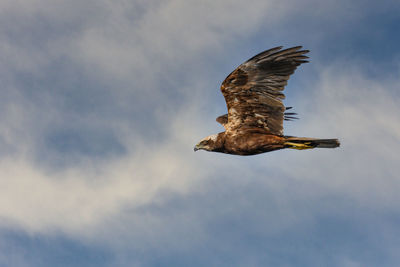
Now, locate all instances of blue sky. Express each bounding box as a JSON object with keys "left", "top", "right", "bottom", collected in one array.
[{"left": 1, "top": 0, "right": 400, "bottom": 266}]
